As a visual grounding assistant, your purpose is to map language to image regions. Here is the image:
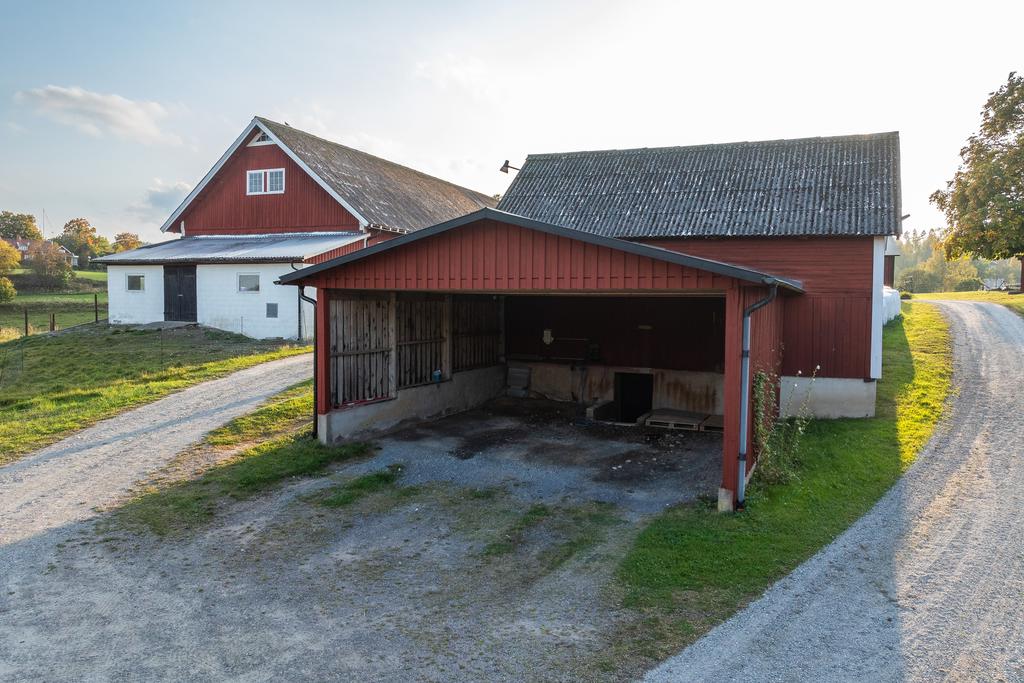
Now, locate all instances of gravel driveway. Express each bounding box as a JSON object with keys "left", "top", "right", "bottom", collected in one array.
[
  {"left": 0, "top": 353, "right": 311, "bottom": 547},
  {"left": 644, "top": 301, "right": 1024, "bottom": 683}
]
